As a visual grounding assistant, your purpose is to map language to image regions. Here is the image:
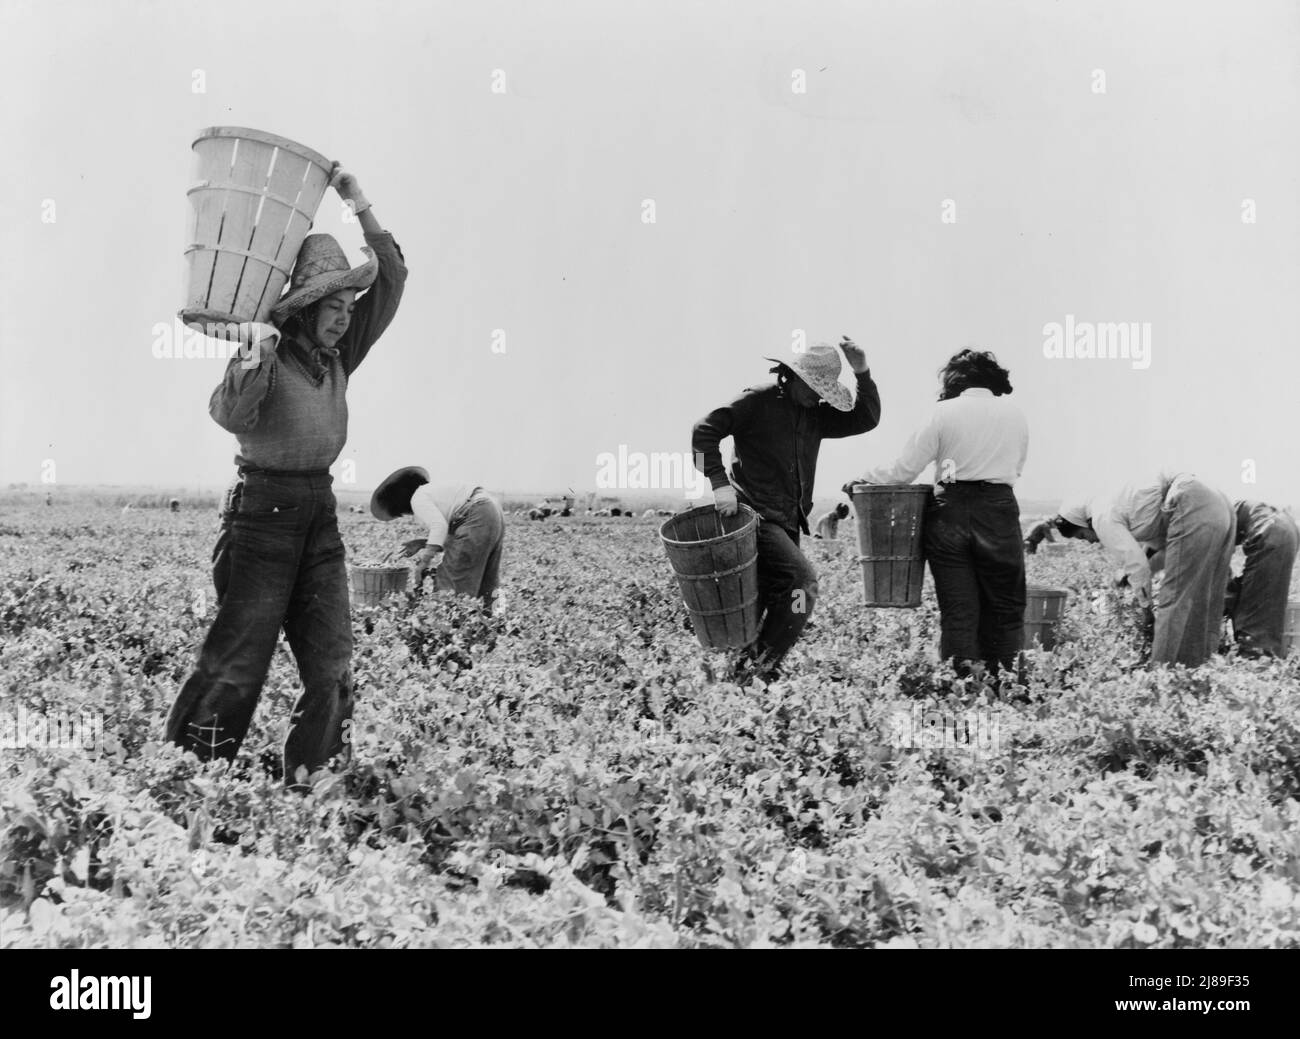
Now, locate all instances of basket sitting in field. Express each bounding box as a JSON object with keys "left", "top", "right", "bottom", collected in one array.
[{"left": 350, "top": 563, "right": 408, "bottom": 606}]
